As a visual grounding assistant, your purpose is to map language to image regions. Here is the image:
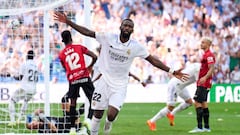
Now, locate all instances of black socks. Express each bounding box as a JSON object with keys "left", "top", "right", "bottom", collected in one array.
[
  {"left": 70, "top": 106, "right": 76, "bottom": 127},
  {"left": 203, "top": 108, "right": 210, "bottom": 129},
  {"left": 196, "top": 107, "right": 210, "bottom": 129},
  {"left": 196, "top": 107, "right": 203, "bottom": 129}
]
